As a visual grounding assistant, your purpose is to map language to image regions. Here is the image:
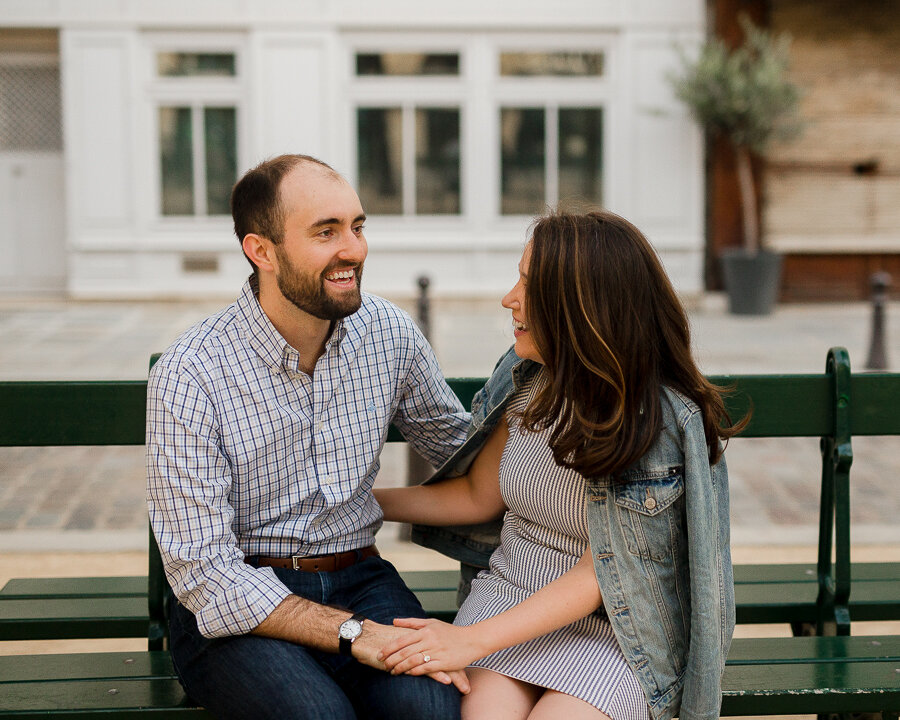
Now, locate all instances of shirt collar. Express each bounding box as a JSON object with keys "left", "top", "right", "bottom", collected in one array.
[{"left": 237, "top": 276, "right": 350, "bottom": 374}]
